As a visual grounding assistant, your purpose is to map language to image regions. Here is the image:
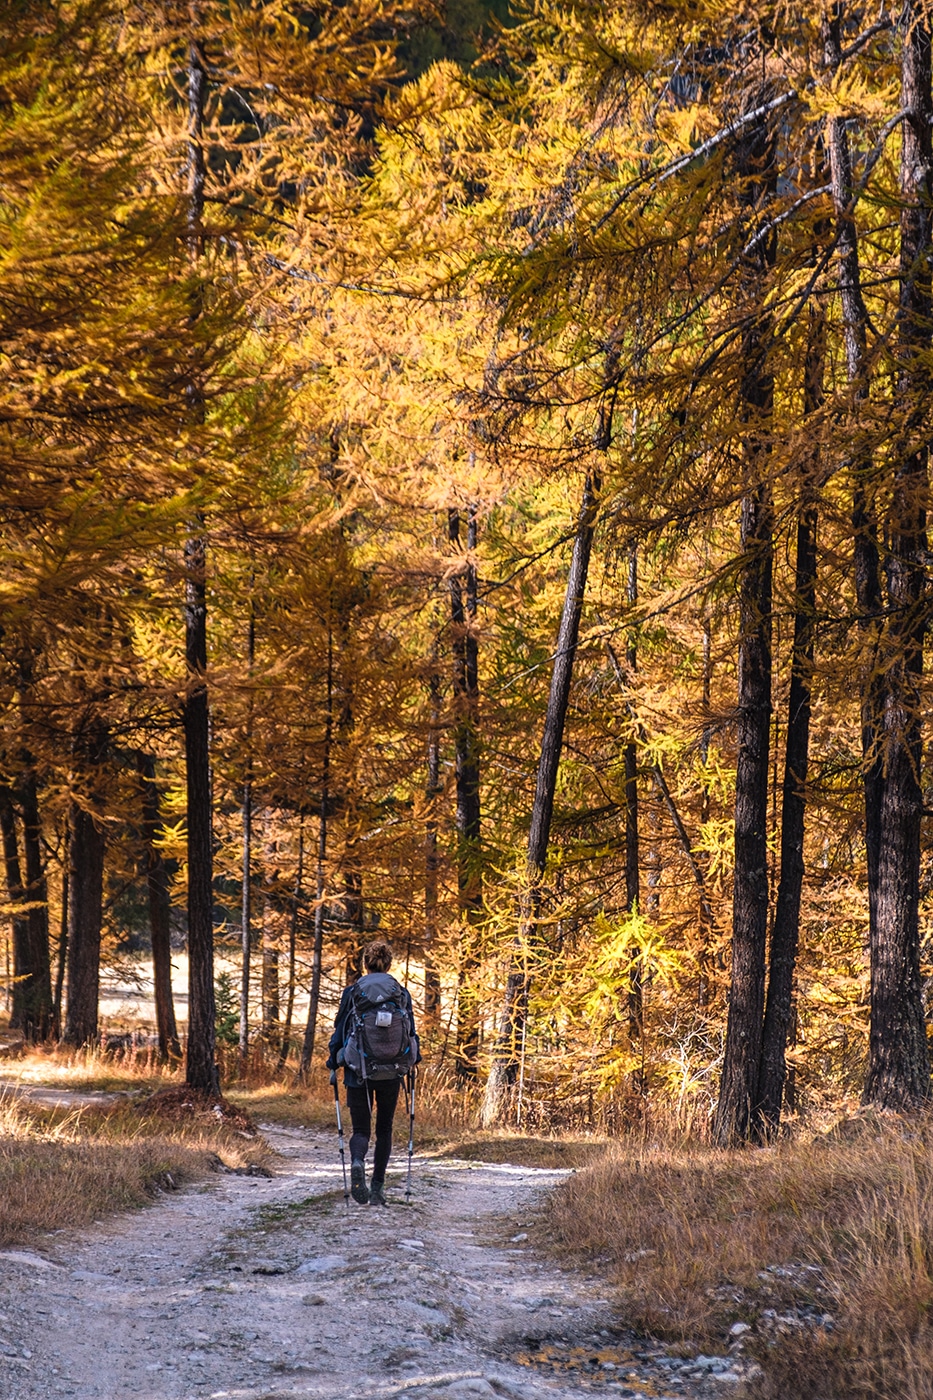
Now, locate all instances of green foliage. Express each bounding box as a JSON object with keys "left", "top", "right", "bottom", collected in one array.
[{"left": 214, "top": 973, "right": 240, "bottom": 1048}]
